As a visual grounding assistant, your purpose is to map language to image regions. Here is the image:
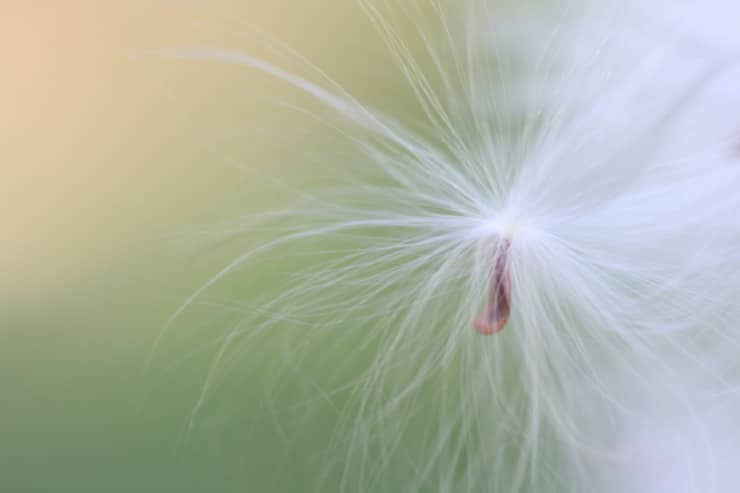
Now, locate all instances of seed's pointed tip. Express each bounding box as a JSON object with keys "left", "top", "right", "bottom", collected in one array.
[{"left": 473, "top": 315, "right": 508, "bottom": 335}]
